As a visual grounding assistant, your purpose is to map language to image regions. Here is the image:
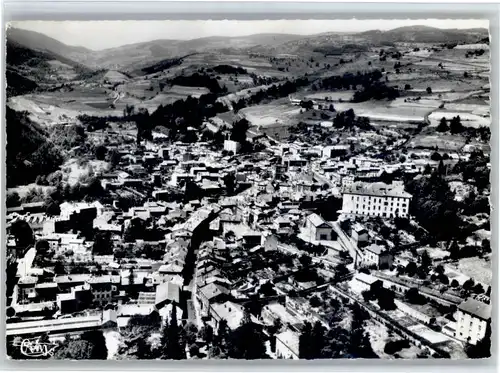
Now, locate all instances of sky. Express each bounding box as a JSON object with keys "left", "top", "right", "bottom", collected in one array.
[{"left": 10, "top": 19, "right": 489, "bottom": 51}]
